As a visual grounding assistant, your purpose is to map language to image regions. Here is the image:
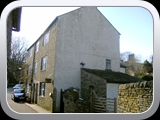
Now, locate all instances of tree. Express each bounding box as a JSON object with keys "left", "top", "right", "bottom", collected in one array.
[
  {"left": 7, "top": 36, "right": 29, "bottom": 86},
  {"left": 142, "top": 60, "right": 153, "bottom": 73},
  {"left": 149, "top": 54, "right": 153, "bottom": 65},
  {"left": 138, "top": 60, "right": 153, "bottom": 80},
  {"left": 20, "top": 63, "right": 33, "bottom": 92},
  {"left": 120, "top": 51, "right": 132, "bottom": 62},
  {"left": 120, "top": 51, "right": 142, "bottom": 77},
  {"left": 140, "top": 75, "right": 153, "bottom": 81}
]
